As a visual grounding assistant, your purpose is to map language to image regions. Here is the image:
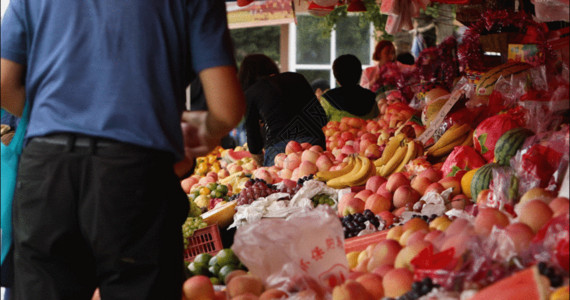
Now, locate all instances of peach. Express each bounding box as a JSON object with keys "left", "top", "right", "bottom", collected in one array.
[
  {"left": 382, "top": 268, "right": 414, "bottom": 298},
  {"left": 182, "top": 275, "right": 215, "bottom": 300},
  {"left": 363, "top": 144, "right": 382, "bottom": 159},
  {"left": 392, "top": 206, "right": 408, "bottom": 217},
  {"left": 377, "top": 211, "right": 396, "bottom": 227},
  {"left": 518, "top": 199, "right": 553, "bottom": 233},
  {"left": 393, "top": 186, "right": 421, "bottom": 209},
  {"left": 259, "top": 288, "right": 288, "bottom": 300},
  {"left": 400, "top": 229, "right": 429, "bottom": 247},
  {"left": 227, "top": 163, "right": 244, "bottom": 173},
  {"left": 355, "top": 189, "right": 374, "bottom": 202},
  {"left": 341, "top": 144, "right": 356, "bottom": 156},
  {"left": 386, "top": 226, "right": 404, "bottom": 242},
  {"left": 309, "top": 145, "right": 324, "bottom": 152},
  {"left": 474, "top": 207, "right": 510, "bottom": 236},
  {"left": 300, "top": 142, "right": 312, "bottom": 150},
  {"left": 358, "top": 139, "right": 373, "bottom": 155},
  {"left": 338, "top": 193, "right": 365, "bottom": 216},
  {"left": 232, "top": 293, "right": 260, "bottom": 300},
  {"left": 386, "top": 172, "right": 410, "bottom": 192},
  {"left": 376, "top": 182, "right": 393, "bottom": 202},
  {"left": 253, "top": 168, "right": 274, "bottom": 184},
  {"left": 315, "top": 154, "right": 334, "bottom": 172},
  {"left": 394, "top": 241, "right": 431, "bottom": 270},
  {"left": 283, "top": 153, "right": 301, "bottom": 170},
  {"left": 440, "top": 232, "right": 472, "bottom": 258},
  {"left": 290, "top": 168, "right": 300, "bottom": 182},
  {"left": 217, "top": 168, "right": 230, "bottom": 179},
  {"left": 297, "top": 161, "right": 318, "bottom": 178},
  {"left": 224, "top": 269, "right": 248, "bottom": 285},
  {"left": 505, "top": 222, "right": 535, "bottom": 254},
  {"left": 424, "top": 182, "right": 445, "bottom": 195},
  {"left": 273, "top": 153, "right": 287, "bottom": 169},
  {"left": 418, "top": 168, "right": 443, "bottom": 182},
  {"left": 411, "top": 175, "right": 433, "bottom": 195},
  {"left": 332, "top": 280, "right": 374, "bottom": 300},
  {"left": 356, "top": 273, "right": 384, "bottom": 299},
  {"left": 476, "top": 189, "right": 493, "bottom": 207},
  {"left": 285, "top": 140, "right": 303, "bottom": 154},
  {"left": 301, "top": 150, "right": 320, "bottom": 164},
  {"left": 428, "top": 215, "right": 451, "bottom": 232},
  {"left": 366, "top": 175, "right": 387, "bottom": 193},
  {"left": 367, "top": 239, "right": 402, "bottom": 271},
  {"left": 403, "top": 217, "right": 429, "bottom": 232},
  {"left": 181, "top": 176, "right": 199, "bottom": 194},
  {"left": 227, "top": 274, "right": 265, "bottom": 298},
  {"left": 364, "top": 194, "right": 392, "bottom": 214},
  {"left": 519, "top": 187, "right": 555, "bottom": 205},
  {"left": 423, "top": 229, "right": 444, "bottom": 244},
  {"left": 214, "top": 290, "right": 228, "bottom": 300},
  {"left": 438, "top": 176, "right": 462, "bottom": 197},
  {"left": 278, "top": 168, "right": 292, "bottom": 180},
  {"left": 549, "top": 197, "right": 569, "bottom": 217},
  {"left": 450, "top": 194, "right": 469, "bottom": 210},
  {"left": 444, "top": 218, "right": 474, "bottom": 238},
  {"left": 372, "top": 264, "right": 394, "bottom": 277}
]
